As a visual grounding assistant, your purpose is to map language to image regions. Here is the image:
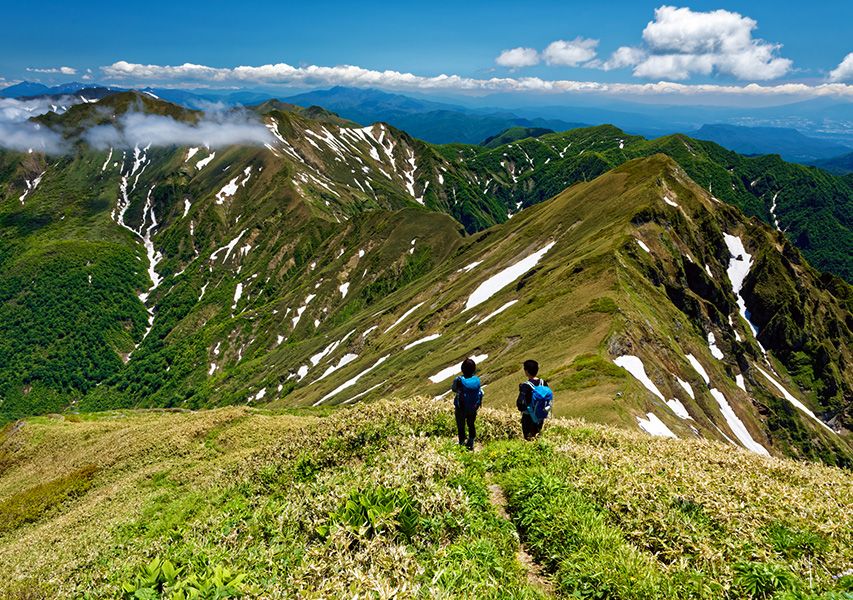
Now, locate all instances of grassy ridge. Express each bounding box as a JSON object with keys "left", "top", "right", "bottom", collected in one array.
[{"left": 0, "top": 400, "right": 849, "bottom": 598}]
